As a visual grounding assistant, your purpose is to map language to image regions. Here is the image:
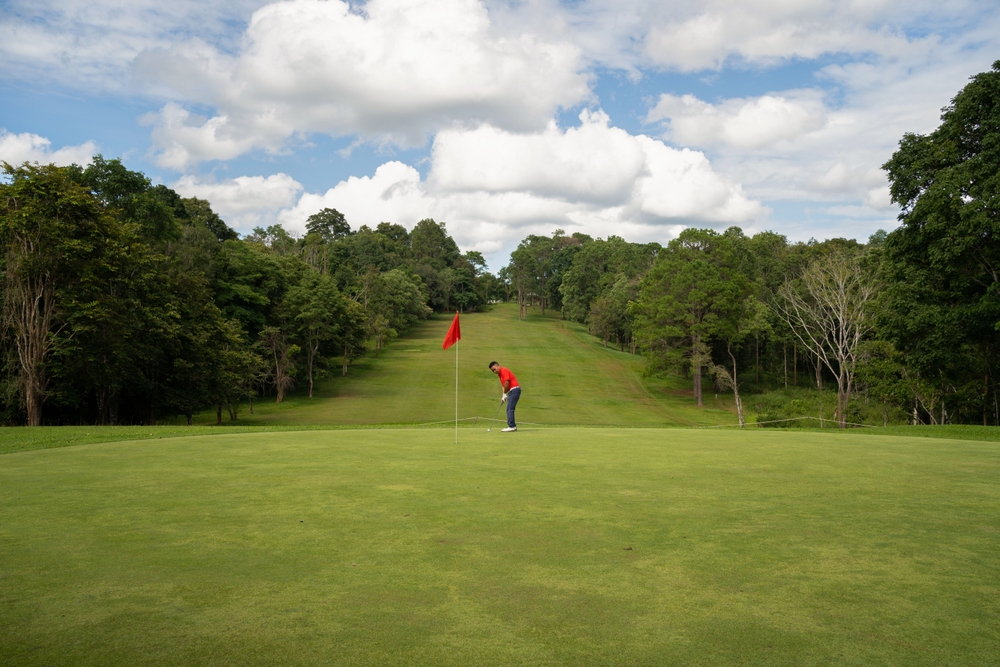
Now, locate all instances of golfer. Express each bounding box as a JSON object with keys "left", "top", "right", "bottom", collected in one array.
[{"left": 489, "top": 361, "right": 521, "bottom": 432}]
